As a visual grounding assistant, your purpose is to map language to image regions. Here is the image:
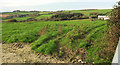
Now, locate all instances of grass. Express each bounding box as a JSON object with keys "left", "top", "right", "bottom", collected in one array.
[
  {"left": 2, "top": 19, "right": 105, "bottom": 43},
  {"left": 2, "top": 19, "right": 109, "bottom": 62},
  {"left": 35, "top": 14, "right": 52, "bottom": 19},
  {"left": 2, "top": 9, "right": 111, "bottom": 63},
  {"left": 2, "top": 17, "right": 32, "bottom": 22},
  {"left": 3, "top": 17, "right": 32, "bottom": 22},
  {"left": 2, "top": 14, "right": 52, "bottom": 22},
  {"left": 14, "top": 17, "right": 32, "bottom": 21}
]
